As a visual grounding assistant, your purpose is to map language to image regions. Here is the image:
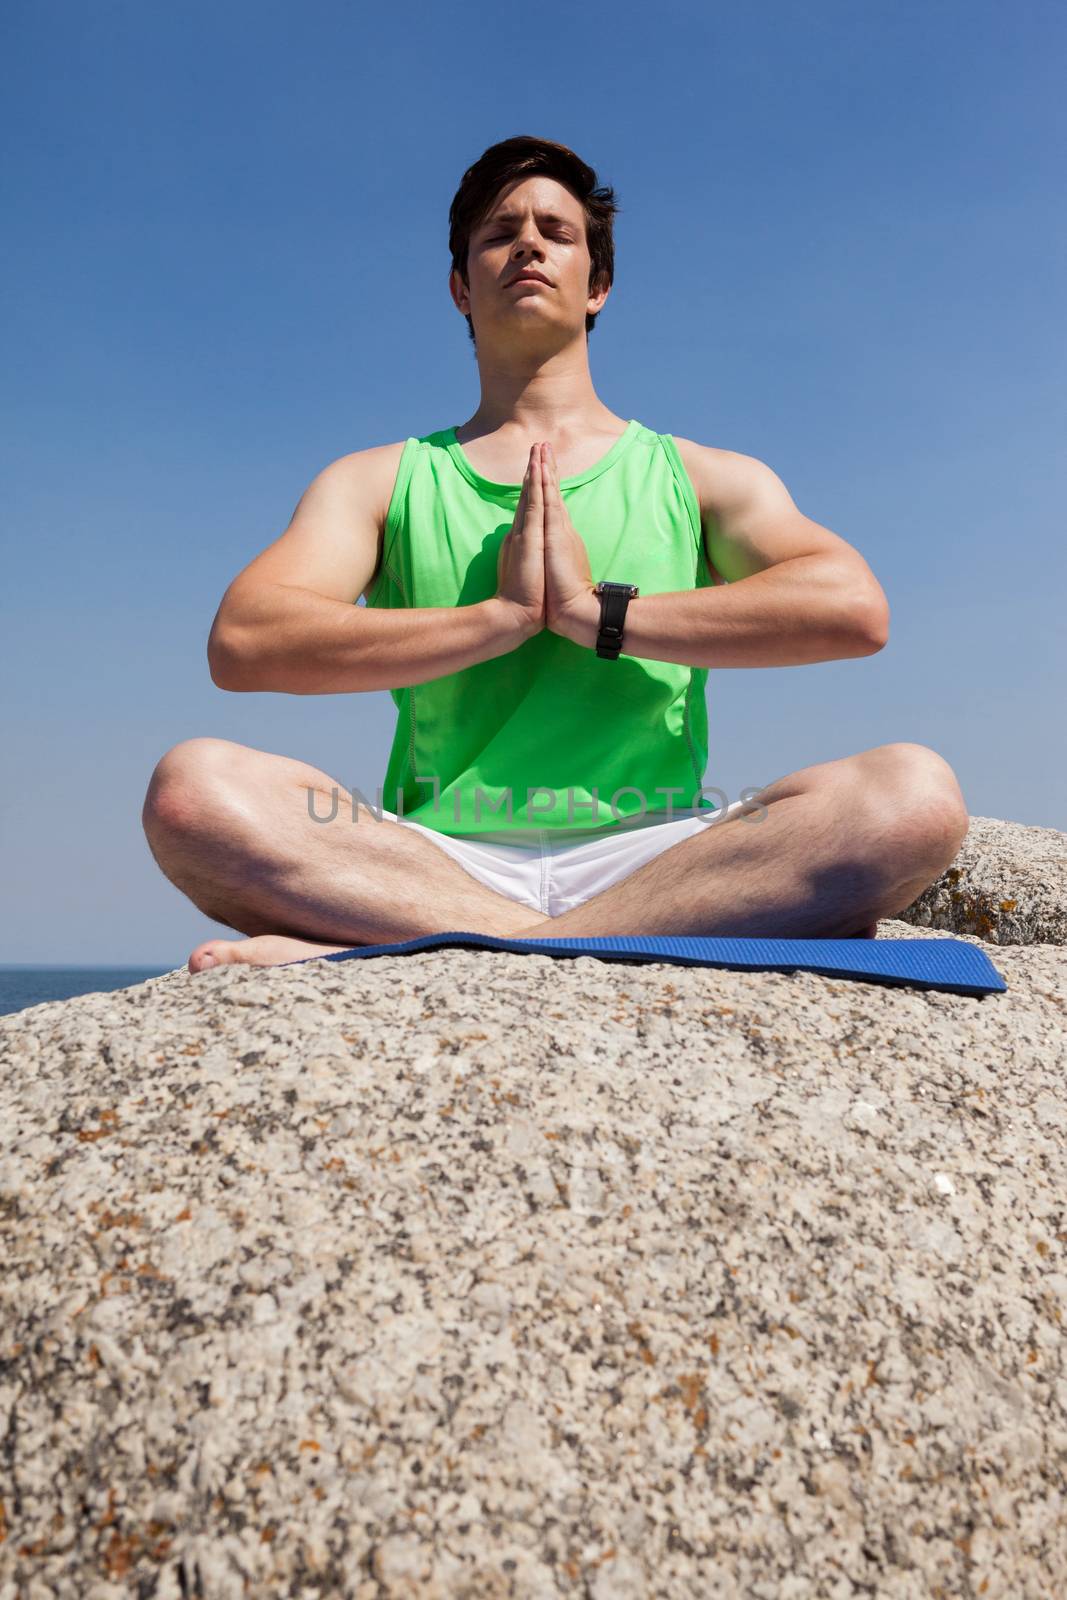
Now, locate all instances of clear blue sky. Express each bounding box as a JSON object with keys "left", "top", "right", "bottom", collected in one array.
[{"left": 2, "top": 0, "right": 1064, "bottom": 967}]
